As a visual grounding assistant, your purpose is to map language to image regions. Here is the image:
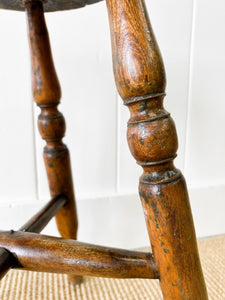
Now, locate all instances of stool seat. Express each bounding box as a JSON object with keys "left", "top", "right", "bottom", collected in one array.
[{"left": 0, "top": 0, "right": 103, "bottom": 12}]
